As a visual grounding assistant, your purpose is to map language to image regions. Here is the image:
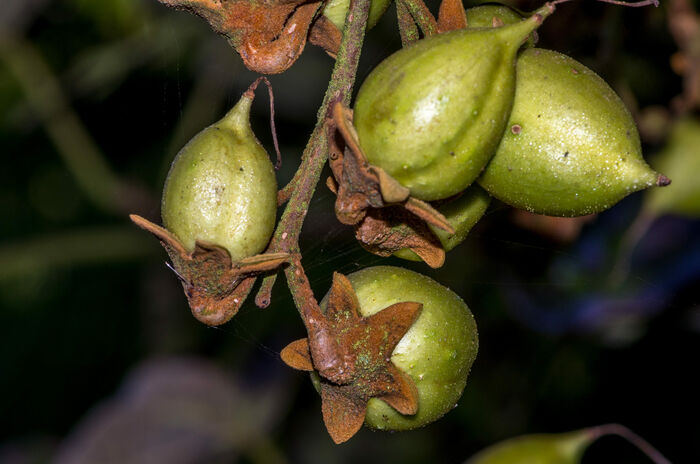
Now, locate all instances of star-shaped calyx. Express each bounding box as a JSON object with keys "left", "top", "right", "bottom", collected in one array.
[
  {"left": 130, "top": 215, "right": 288, "bottom": 326},
  {"left": 326, "top": 102, "right": 454, "bottom": 268},
  {"left": 280, "top": 272, "right": 422, "bottom": 443},
  {"left": 157, "top": 0, "right": 342, "bottom": 74}
]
